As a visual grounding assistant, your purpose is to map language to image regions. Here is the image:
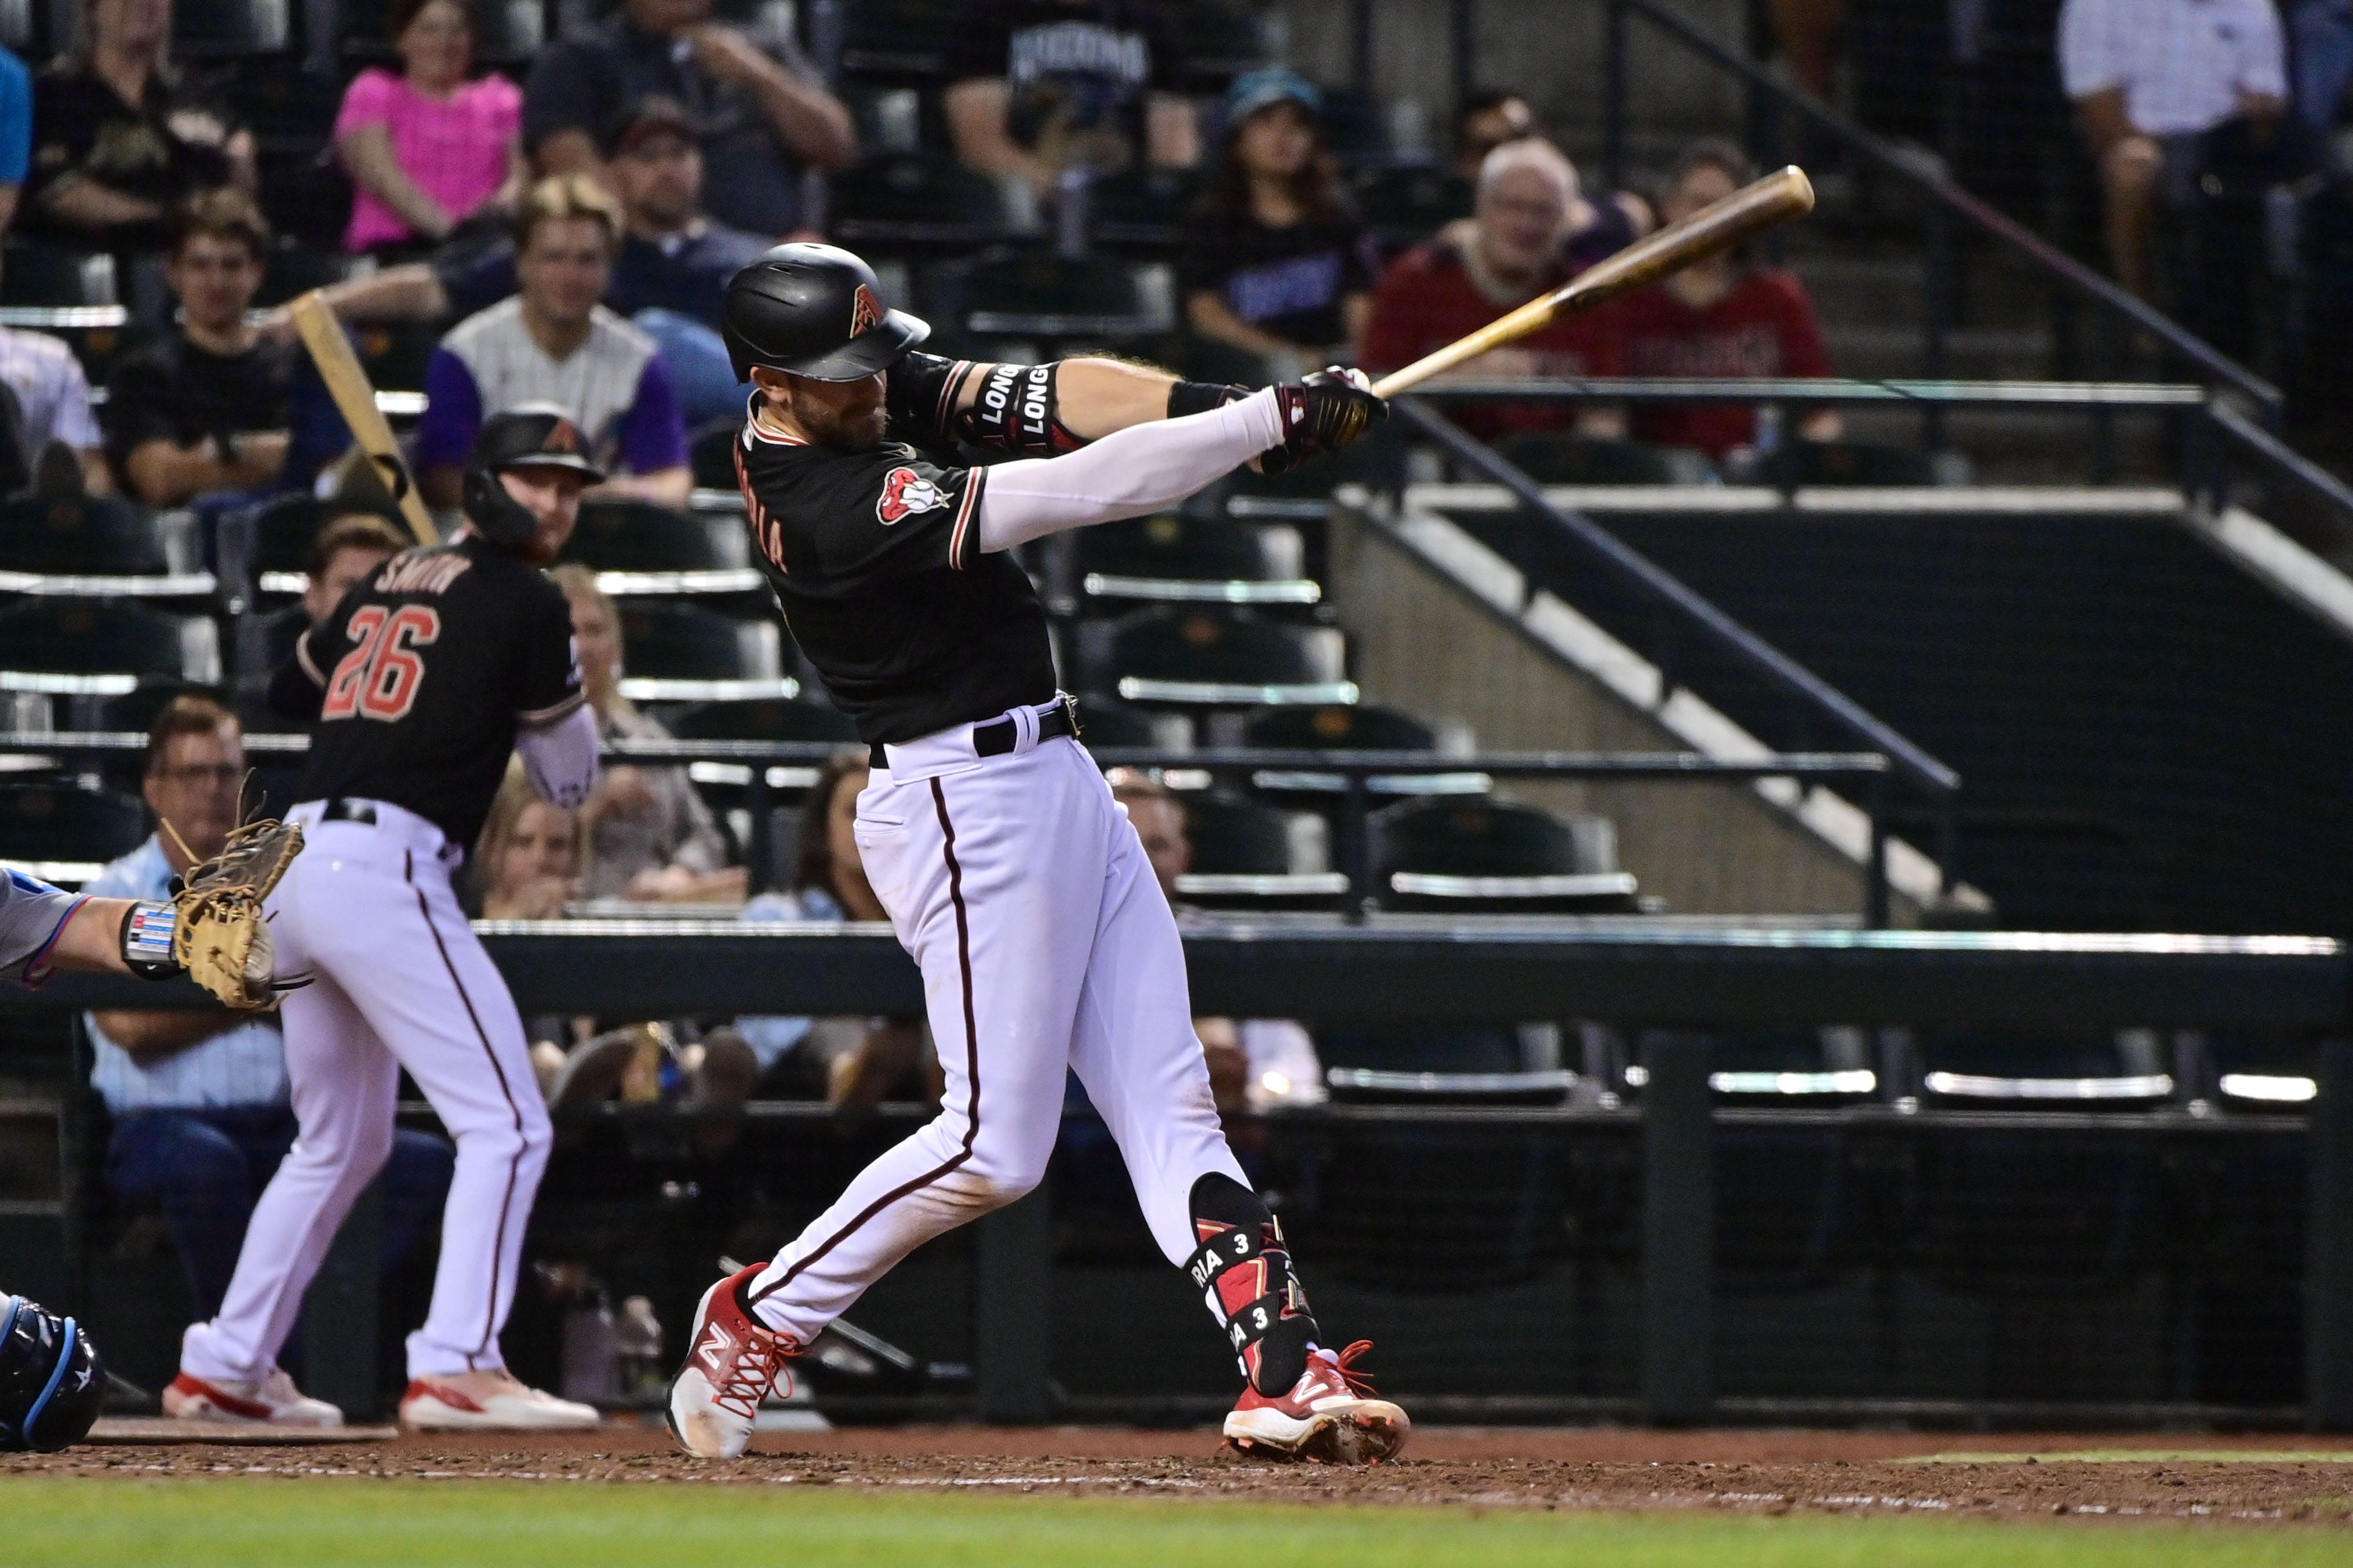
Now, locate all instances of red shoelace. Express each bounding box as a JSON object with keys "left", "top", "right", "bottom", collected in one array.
[
  {"left": 1325, "top": 1340, "right": 1379, "bottom": 1398},
  {"left": 708, "top": 1325, "right": 800, "bottom": 1422}
]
